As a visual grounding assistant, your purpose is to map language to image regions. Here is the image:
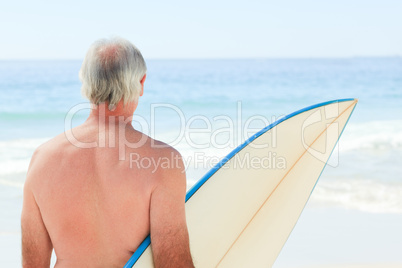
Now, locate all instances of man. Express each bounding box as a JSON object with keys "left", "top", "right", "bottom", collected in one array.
[{"left": 21, "top": 38, "right": 194, "bottom": 268}]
